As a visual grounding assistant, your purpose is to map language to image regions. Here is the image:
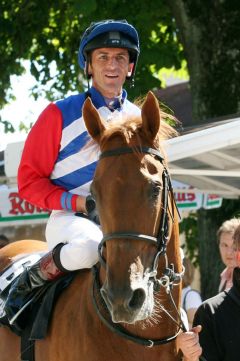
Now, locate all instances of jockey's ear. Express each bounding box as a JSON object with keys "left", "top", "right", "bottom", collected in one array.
[
  {"left": 83, "top": 97, "right": 106, "bottom": 142},
  {"left": 141, "top": 91, "right": 160, "bottom": 140}
]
